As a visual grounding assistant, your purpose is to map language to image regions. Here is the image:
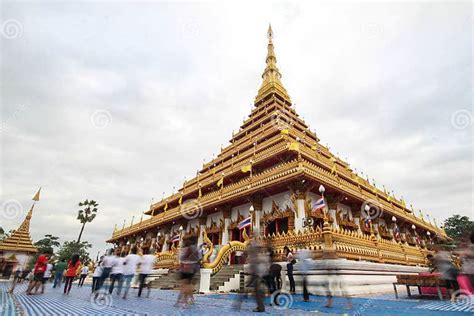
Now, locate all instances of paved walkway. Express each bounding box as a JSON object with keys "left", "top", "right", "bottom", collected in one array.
[{"left": 1, "top": 281, "right": 473, "bottom": 315}]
